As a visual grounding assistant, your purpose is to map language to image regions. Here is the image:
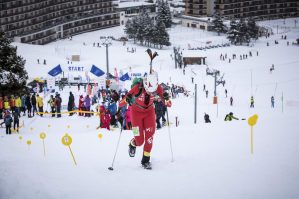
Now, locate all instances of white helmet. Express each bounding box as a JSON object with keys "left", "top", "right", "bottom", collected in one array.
[{"left": 143, "top": 73, "right": 158, "bottom": 93}]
